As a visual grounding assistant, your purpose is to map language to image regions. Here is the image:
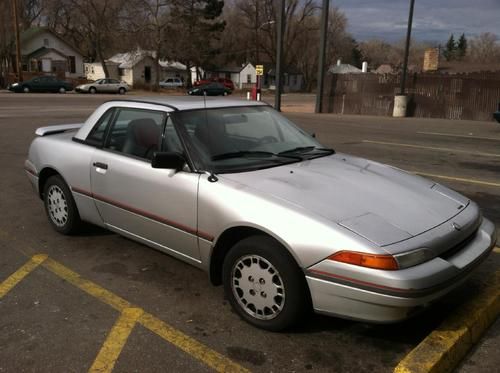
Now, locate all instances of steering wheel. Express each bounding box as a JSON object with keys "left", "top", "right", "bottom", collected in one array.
[{"left": 258, "top": 136, "right": 278, "bottom": 144}]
